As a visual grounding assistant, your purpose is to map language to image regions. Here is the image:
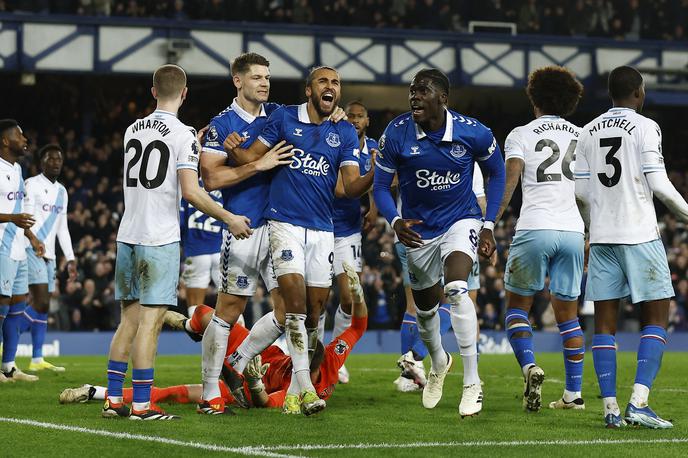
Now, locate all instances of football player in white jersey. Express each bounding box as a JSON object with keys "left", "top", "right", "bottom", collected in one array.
[
  {"left": 498, "top": 66, "right": 586, "bottom": 412},
  {"left": 575, "top": 66, "right": 688, "bottom": 429},
  {"left": 0, "top": 119, "right": 43, "bottom": 383},
  {"left": 19, "top": 144, "right": 77, "bottom": 373},
  {"left": 103, "top": 65, "right": 252, "bottom": 420}
]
